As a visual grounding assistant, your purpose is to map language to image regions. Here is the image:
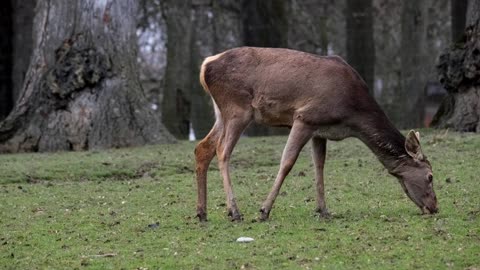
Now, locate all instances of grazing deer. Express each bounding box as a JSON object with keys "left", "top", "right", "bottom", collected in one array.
[{"left": 194, "top": 47, "right": 438, "bottom": 222}]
